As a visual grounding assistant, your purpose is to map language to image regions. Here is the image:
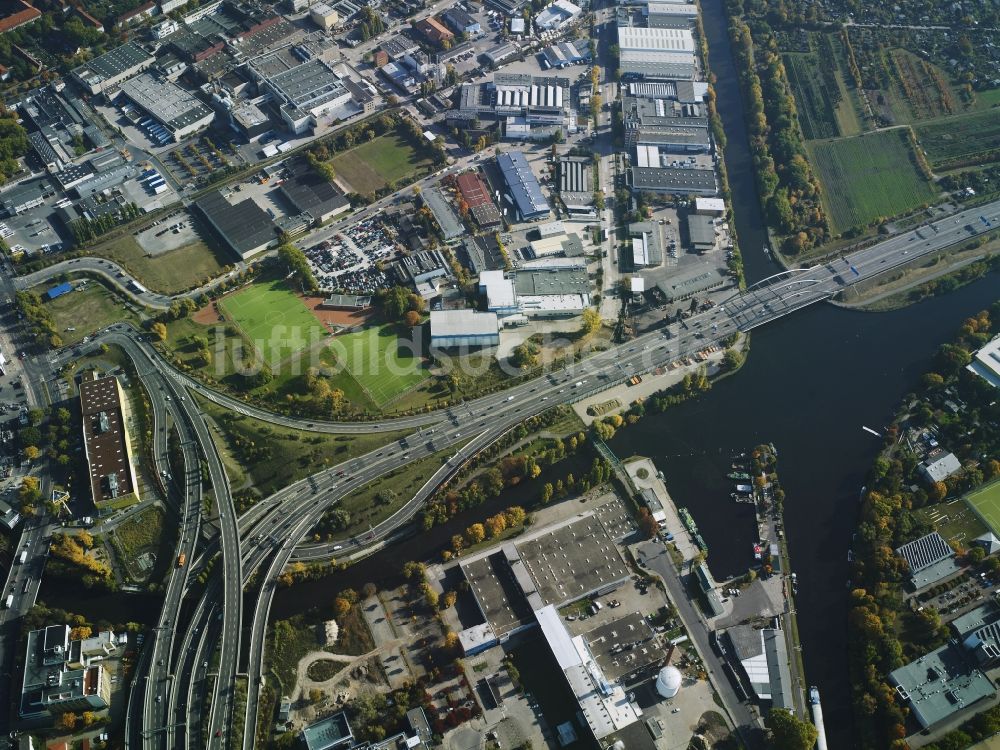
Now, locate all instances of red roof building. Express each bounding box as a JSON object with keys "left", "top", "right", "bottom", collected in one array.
[
  {"left": 0, "top": 0, "right": 41, "bottom": 34},
  {"left": 412, "top": 16, "right": 453, "bottom": 44}
]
